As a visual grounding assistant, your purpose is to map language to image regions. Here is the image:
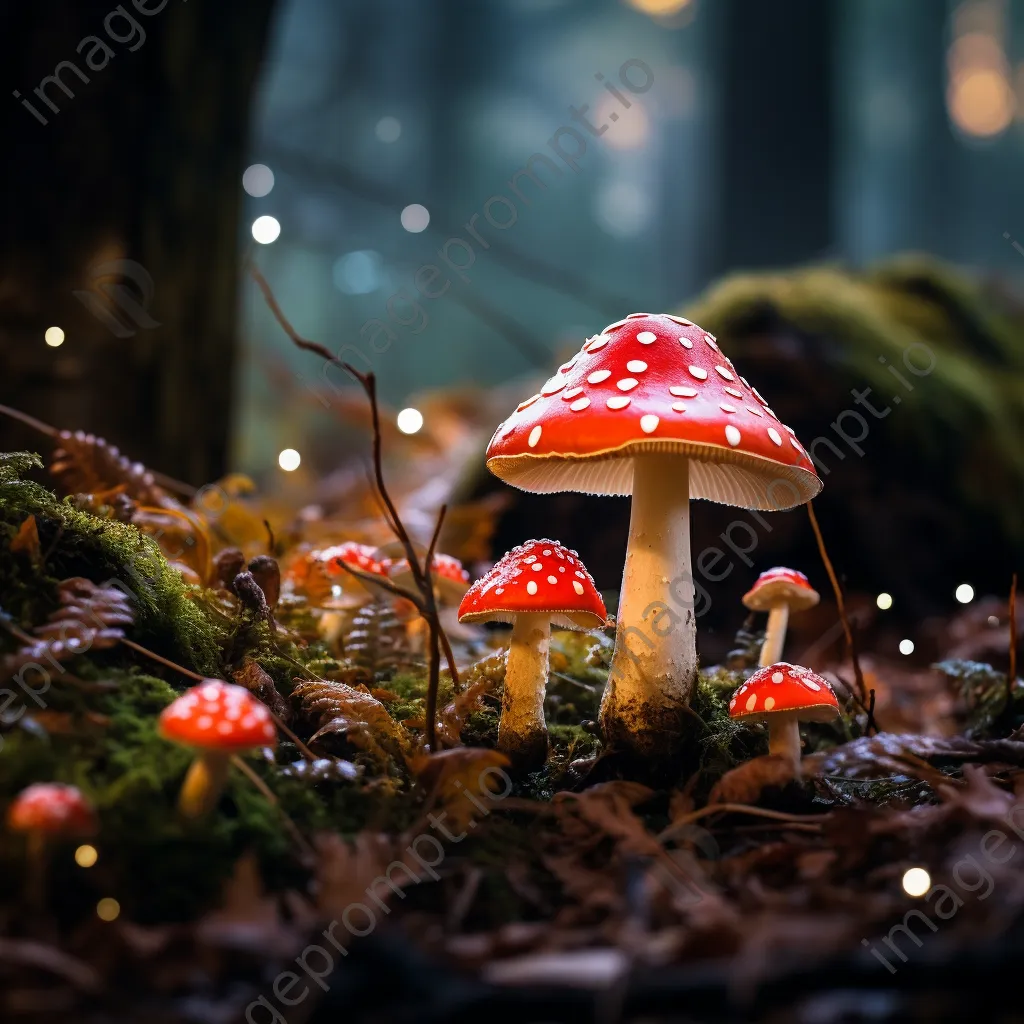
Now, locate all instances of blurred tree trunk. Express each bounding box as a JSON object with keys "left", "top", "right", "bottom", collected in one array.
[{"left": 0, "top": 0, "right": 278, "bottom": 484}]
